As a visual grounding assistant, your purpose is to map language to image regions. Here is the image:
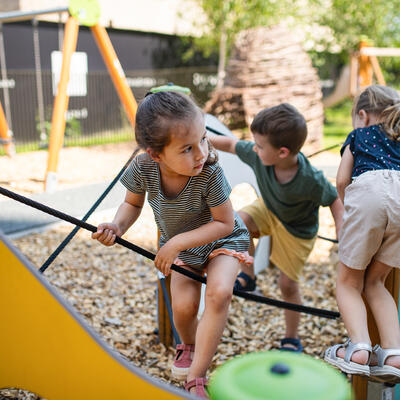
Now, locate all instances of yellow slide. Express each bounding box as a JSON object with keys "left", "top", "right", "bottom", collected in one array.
[{"left": 0, "top": 231, "right": 189, "bottom": 400}]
